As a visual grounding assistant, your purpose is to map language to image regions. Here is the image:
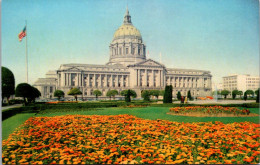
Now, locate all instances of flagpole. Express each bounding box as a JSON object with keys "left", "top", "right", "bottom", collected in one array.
[{"left": 25, "top": 20, "right": 28, "bottom": 83}]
